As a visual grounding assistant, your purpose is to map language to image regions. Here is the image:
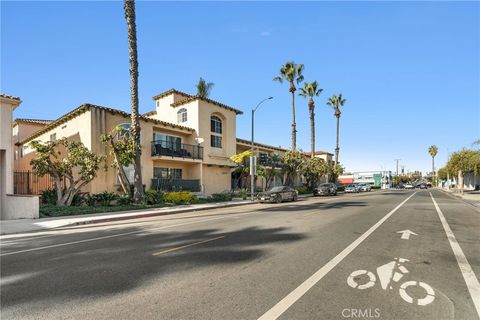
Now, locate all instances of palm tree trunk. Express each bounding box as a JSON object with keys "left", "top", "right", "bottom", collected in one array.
[
  {"left": 290, "top": 84, "right": 297, "bottom": 150},
  {"left": 335, "top": 115, "right": 340, "bottom": 164},
  {"left": 432, "top": 156, "right": 435, "bottom": 186},
  {"left": 124, "top": 0, "right": 143, "bottom": 202},
  {"left": 309, "top": 99, "right": 315, "bottom": 158}
]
